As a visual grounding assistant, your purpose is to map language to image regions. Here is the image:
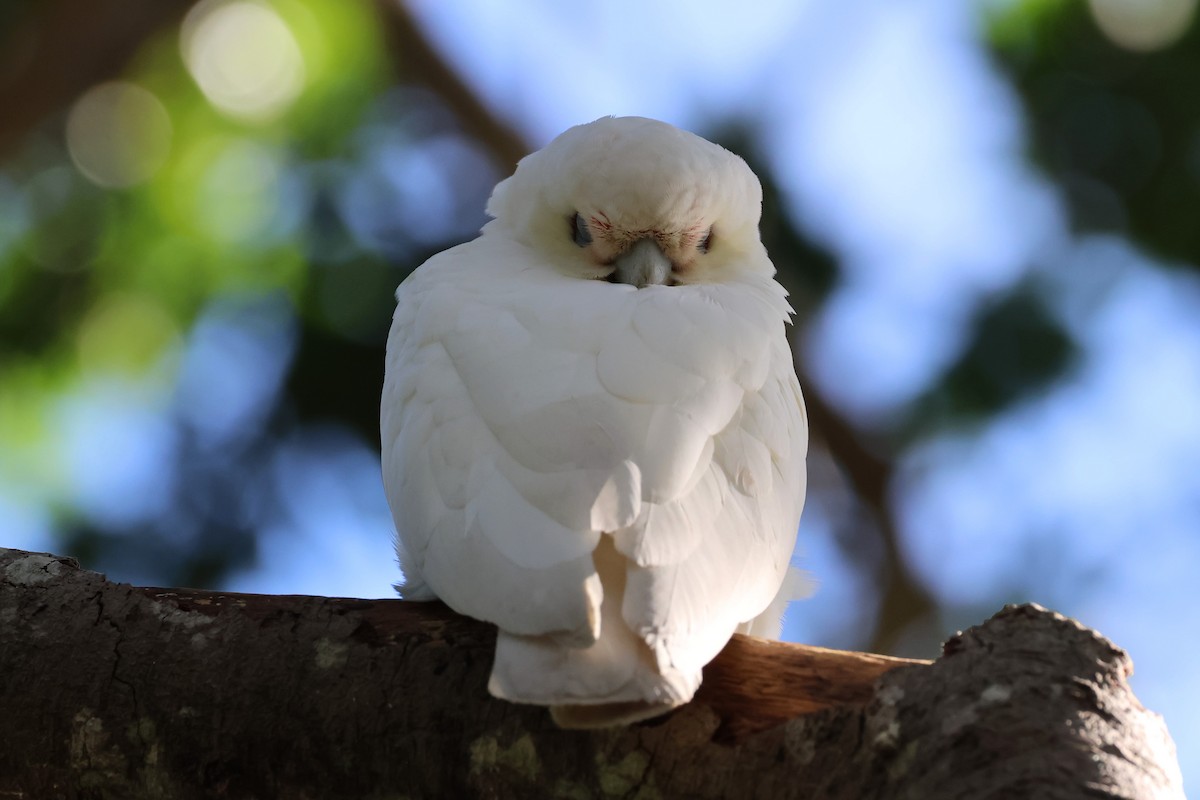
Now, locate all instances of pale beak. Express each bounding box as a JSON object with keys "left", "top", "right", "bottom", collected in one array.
[{"left": 610, "top": 238, "right": 672, "bottom": 288}]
